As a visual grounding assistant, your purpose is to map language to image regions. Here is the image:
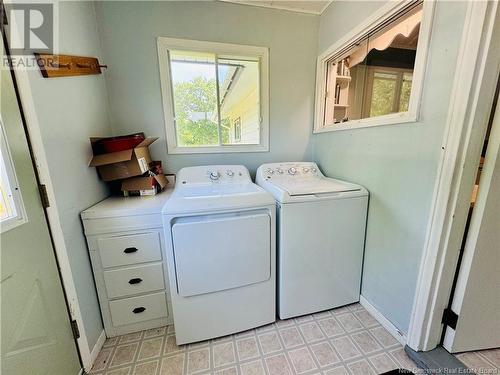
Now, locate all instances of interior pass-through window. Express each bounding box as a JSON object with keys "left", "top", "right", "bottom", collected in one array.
[{"left": 315, "top": 1, "right": 430, "bottom": 132}]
